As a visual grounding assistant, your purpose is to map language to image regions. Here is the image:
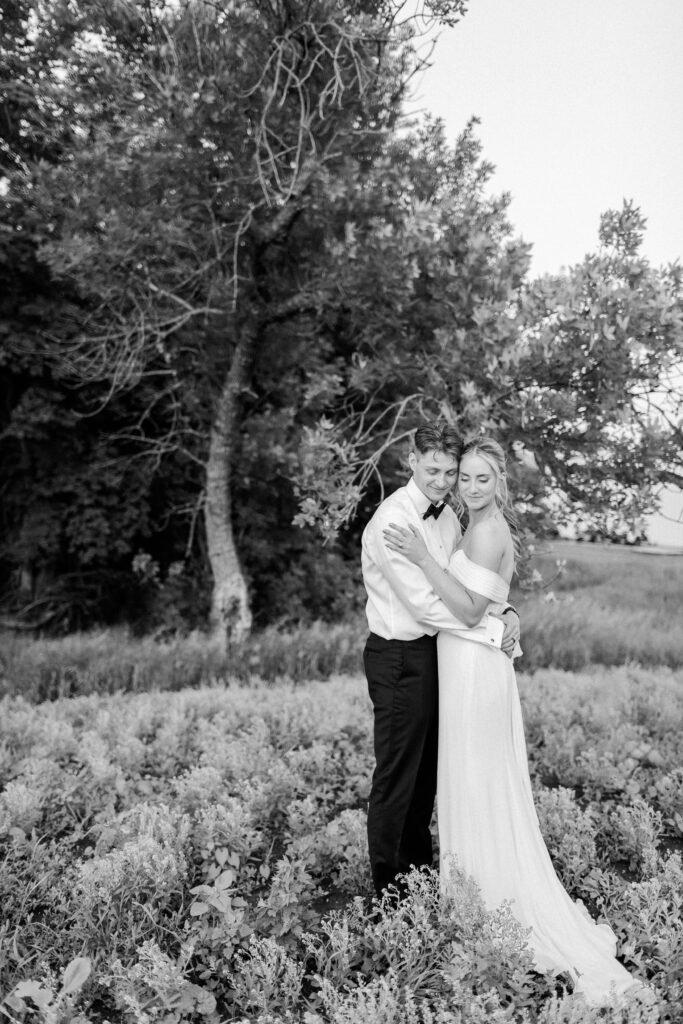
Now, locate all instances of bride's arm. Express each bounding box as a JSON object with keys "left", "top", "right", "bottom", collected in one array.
[
  {"left": 383, "top": 521, "right": 505, "bottom": 628},
  {"left": 414, "top": 556, "right": 485, "bottom": 628}
]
